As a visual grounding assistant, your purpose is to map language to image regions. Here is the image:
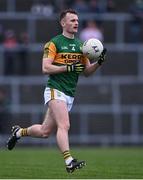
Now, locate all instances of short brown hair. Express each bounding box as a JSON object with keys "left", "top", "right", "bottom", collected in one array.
[{"left": 59, "top": 9, "right": 78, "bottom": 22}]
